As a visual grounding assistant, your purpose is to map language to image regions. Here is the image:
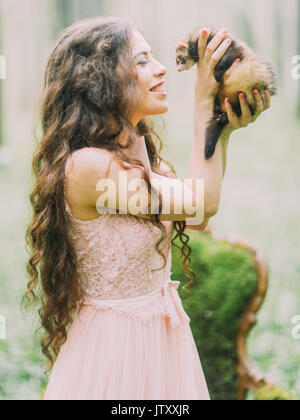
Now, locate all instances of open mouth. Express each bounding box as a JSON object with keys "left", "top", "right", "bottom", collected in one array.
[{"left": 149, "top": 83, "right": 167, "bottom": 95}]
